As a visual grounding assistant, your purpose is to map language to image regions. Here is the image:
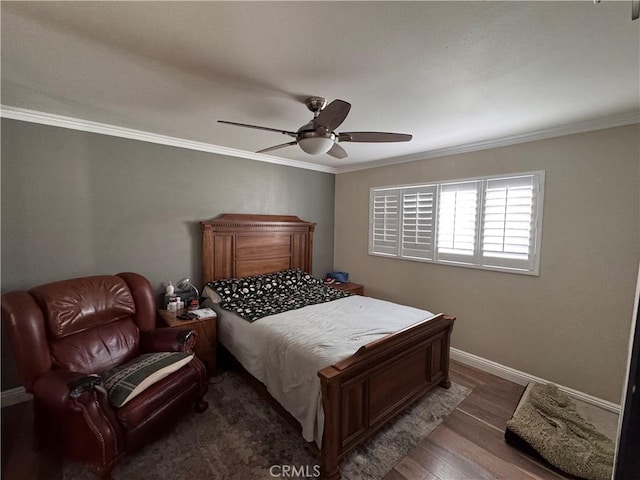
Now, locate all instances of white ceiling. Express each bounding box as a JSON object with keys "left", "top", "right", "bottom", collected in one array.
[{"left": 1, "top": 1, "right": 639, "bottom": 171}]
